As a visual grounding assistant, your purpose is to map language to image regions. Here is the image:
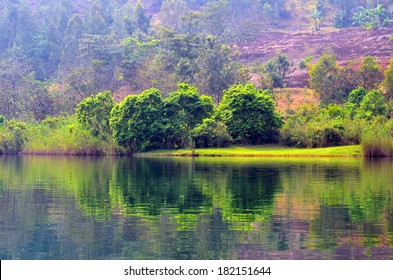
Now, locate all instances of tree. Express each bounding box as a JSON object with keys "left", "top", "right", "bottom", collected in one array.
[
  {"left": 217, "top": 83, "right": 282, "bottom": 144},
  {"left": 192, "top": 118, "right": 232, "bottom": 148},
  {"left": 119, "top": 37, "right": 157, "bottom": 85},
  {"left": 60, "top": 14, "right": 84, "bottom": 68},
  {"left": 110, "top": 88, "right": 166, "bottom": 152},
  {"left": 382, "top": 58, "right": 393, "bottom": 100},
  {"left": 344, "top": 87, "right": 367, "bottom": 118},
  {"left": 79, "top": 34, "right": 121, "bottom": 92},
  {"left": 259, "top": 52, "right": 294, "bottom": 88},
  {"left": 135, "top": 0, "right": 151, "bottom": 33},
  {"left": 308, "top": 53, "right": 341, "bottom": 104},
  {"left": 164, "top": 83, "right": 214, "bottom": 130},
  {"left": 76, "top": 90, "right": 115, "bottom": 138},
  {"left": 358, "top": 89, "right": 387, "bottom": 120},
  {"left": 0, "top": 47, "right": 37, "bottom": 120},
  {"left": 163, "top": 83, "right": 214, "bottom": 148},
  {"left": 196, "top": 37, "right": 249, "bottom": 102},
  {"left": 311, "top": 8, "right": 322, "bottom": 31},
  {"left": 159, "top": 0, "right": 189, "bottom": 32},
  {"left": 352, "top": 3, "right": 389, "bottom": 29},
  {"left": 358, "top": 56, "right": 383, "bottom": 91}
]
